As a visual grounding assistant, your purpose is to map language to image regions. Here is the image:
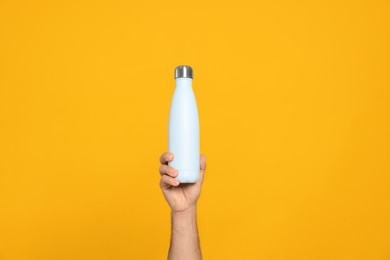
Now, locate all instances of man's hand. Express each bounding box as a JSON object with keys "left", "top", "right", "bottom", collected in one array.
[
  {"left": 159, "top": 152, "right": 207, "bottom": 213},
  {"left": 159, "top": 152, "right": 206, "bottom": 260}
]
